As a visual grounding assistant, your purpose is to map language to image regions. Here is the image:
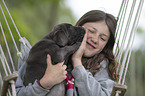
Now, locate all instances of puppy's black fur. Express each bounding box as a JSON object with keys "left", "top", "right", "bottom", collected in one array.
[{"left": 24, "top": 23, "right": 85, "bottom": 86}]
